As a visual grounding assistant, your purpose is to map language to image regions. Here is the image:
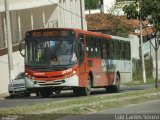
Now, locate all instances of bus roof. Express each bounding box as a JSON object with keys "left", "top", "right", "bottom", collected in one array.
[
  {"left": 27, "top": 28, "right": 130, "bottom": 41},
  {"left": 27, "top": 28, "right": 111, "bottom": 38}
]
